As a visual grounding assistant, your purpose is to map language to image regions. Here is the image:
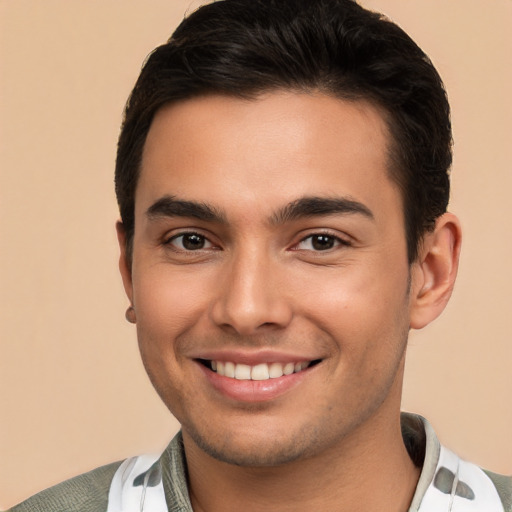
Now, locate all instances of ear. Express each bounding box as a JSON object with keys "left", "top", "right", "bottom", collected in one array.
[
  {"left": 116, "top": 221, "right": 134, "bottom": 306},
  {"left": 409, "top": 213, "right": 462, "bottom": 330}
]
